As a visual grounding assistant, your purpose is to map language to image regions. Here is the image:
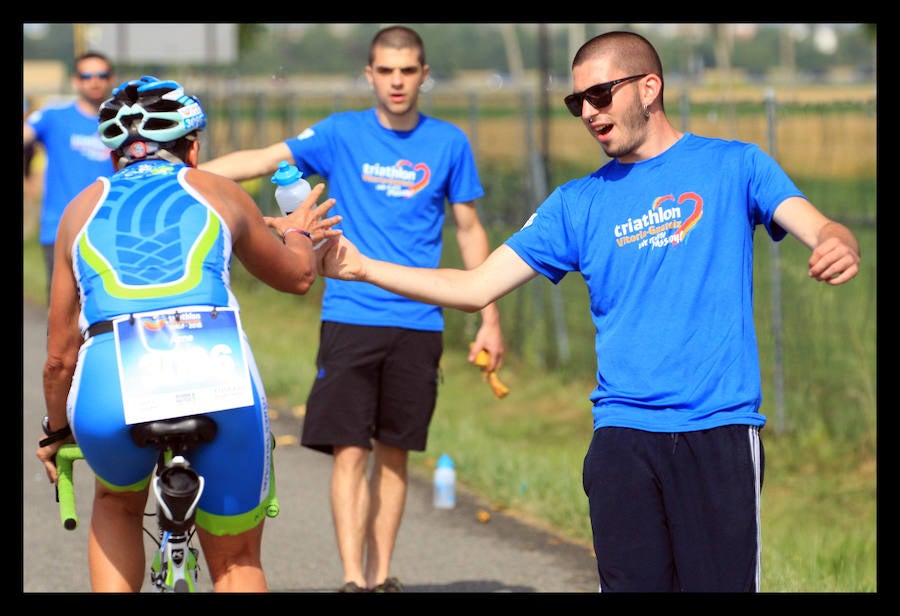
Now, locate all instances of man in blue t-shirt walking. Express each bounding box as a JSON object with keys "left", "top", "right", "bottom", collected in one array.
[
  {"left": 201, "top": 26, "right": 505, "bottom": 593},
  {"left": 24, "top": 51, "right": 115, "bottom": 302}
]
